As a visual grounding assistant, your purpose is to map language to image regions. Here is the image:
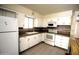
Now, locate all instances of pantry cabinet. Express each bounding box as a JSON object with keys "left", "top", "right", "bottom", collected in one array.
[{"left": 55, "top": 35, "right": 69, "bottom": 49}]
